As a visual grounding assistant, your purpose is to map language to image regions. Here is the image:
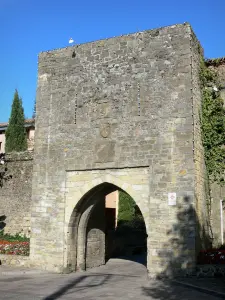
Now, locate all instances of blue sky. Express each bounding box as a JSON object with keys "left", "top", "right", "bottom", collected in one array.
[{"left": 0, "top": 0, "right": 225, "bottom": 122}]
